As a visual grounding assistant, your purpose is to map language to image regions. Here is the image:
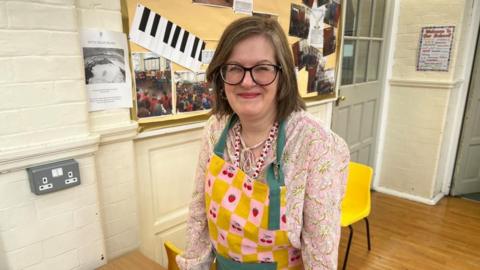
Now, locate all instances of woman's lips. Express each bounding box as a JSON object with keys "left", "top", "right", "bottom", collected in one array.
[{"left": 238, "top": 93, "right": 260, "bottom": 99}]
